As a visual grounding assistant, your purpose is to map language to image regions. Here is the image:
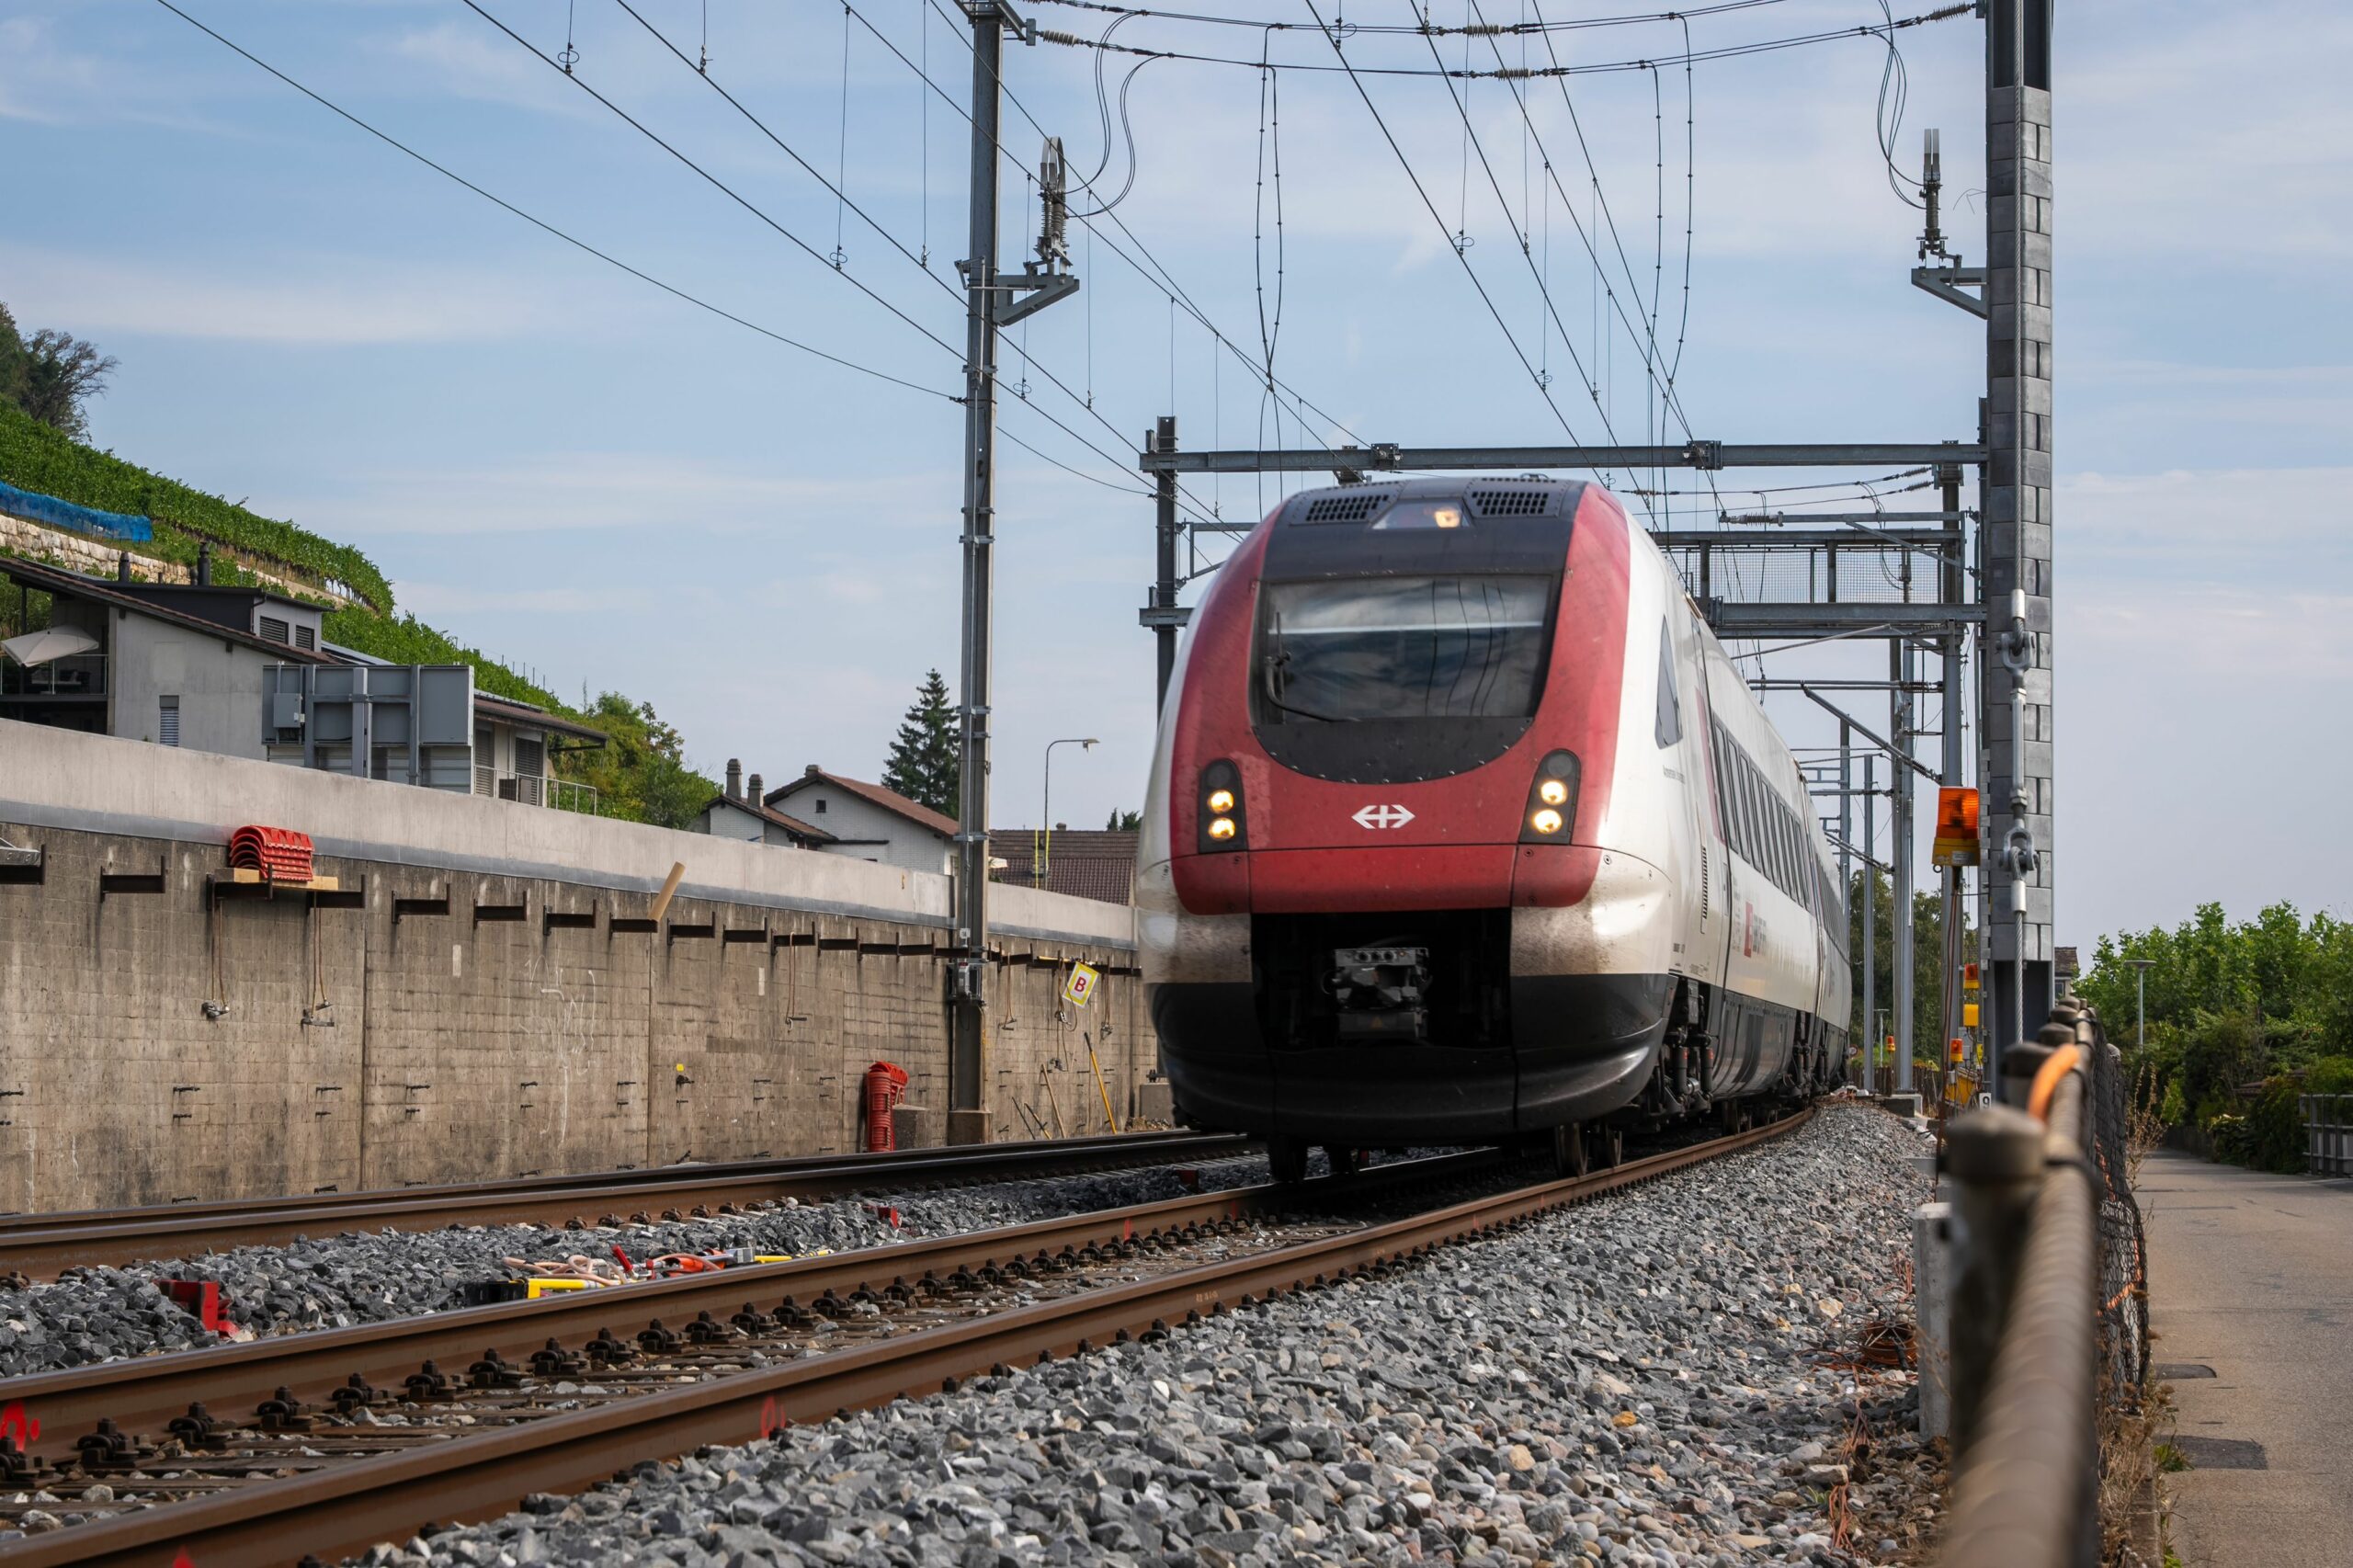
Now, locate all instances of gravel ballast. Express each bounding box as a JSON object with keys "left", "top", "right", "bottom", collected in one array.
[
  {"left": 0, "top": 1153, "right": 1300, "bottom": 1379},
  {"left": 353, "top": 1104, "right": 1934, "bottom": 1567}
]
